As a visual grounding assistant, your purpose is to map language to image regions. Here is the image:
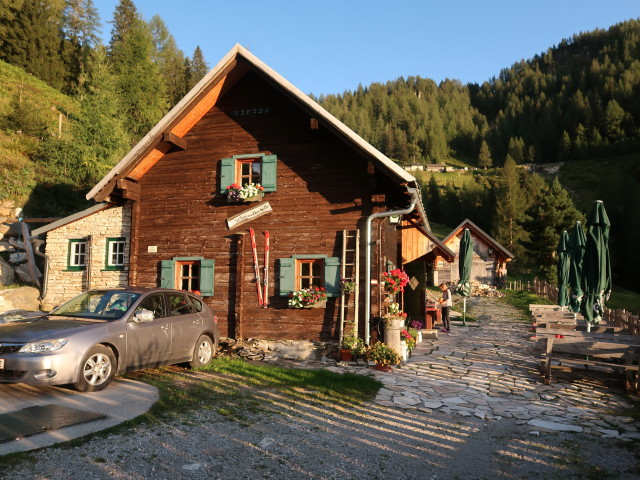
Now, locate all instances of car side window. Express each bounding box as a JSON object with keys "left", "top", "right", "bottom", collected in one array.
[
  {"left": 188, "top": 296, "right": 203, "bottom": 312},
  {"left": 168, "top": 293, "right": 195, "bottom": 316},
  {"left": 136, "top": 294, "right": 167, "bottom": 319}
]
